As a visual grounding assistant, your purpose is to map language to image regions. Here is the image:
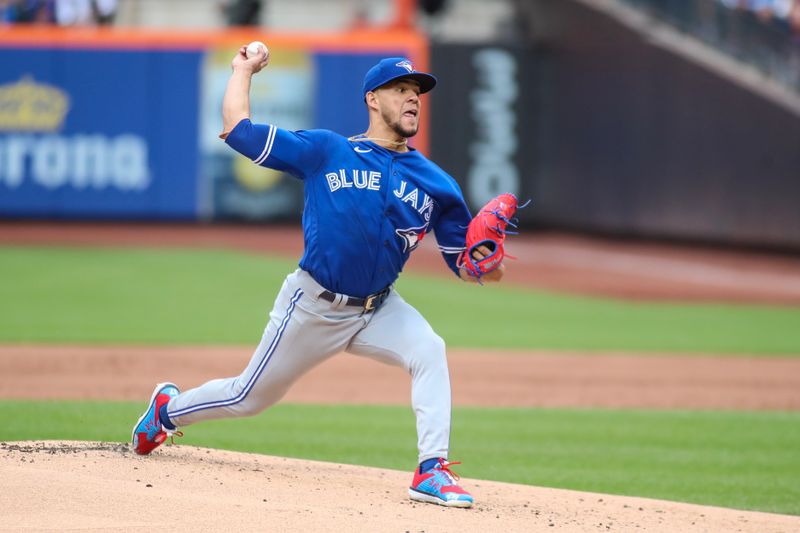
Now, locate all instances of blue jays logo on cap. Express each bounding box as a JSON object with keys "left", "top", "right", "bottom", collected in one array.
[
  {"left": 396, "top": 60, "right": 414, "bottom": 73},
  {"left": 362, "top": 57, "right": 437, "bottom": 100}
]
